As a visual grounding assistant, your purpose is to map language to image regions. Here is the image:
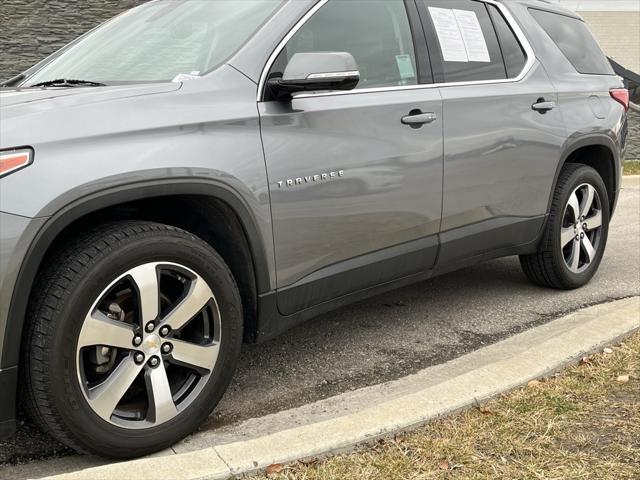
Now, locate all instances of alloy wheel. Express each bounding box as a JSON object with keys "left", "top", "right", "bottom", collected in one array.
[
  {"left": 76, "top": 262, "right": 221, "bottom": 428},
  {"left": 560, "top": 183, "right": 603, "bottom": 274}
]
